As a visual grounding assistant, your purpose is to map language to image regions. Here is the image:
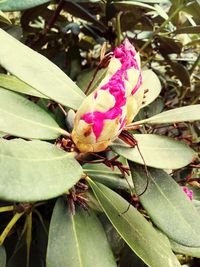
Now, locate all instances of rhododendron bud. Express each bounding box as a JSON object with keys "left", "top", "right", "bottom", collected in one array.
[{"left": 72, "top": 39, "right": 144, "bottom": 152}]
